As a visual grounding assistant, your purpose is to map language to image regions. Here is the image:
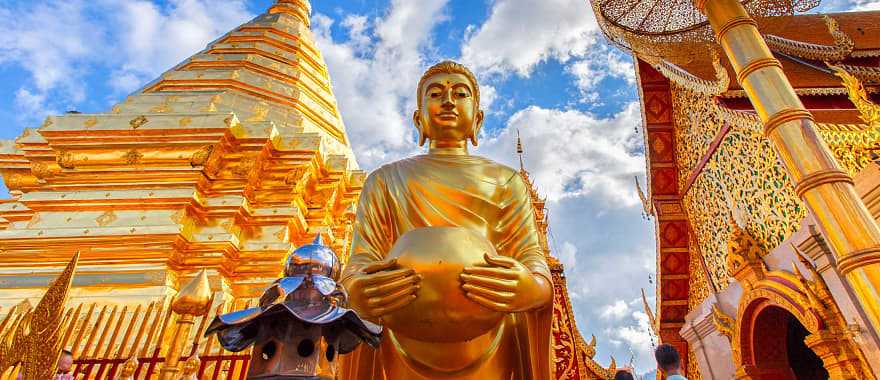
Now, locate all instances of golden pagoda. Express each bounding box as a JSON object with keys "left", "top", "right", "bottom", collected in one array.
[
  {"left": 0, "top": 0, "right": 362, "bottom": 306},
  {"left": 0, "top": 1, "right": 615, "bottom": 378},
  {"left": 588, "top": 0, "right": 880, "bottom": 377}
]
